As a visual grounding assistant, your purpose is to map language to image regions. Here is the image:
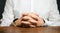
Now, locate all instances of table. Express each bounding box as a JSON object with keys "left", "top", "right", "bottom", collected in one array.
[{"left": 0, "top": 26, "right": 60, "bottom": 33}]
